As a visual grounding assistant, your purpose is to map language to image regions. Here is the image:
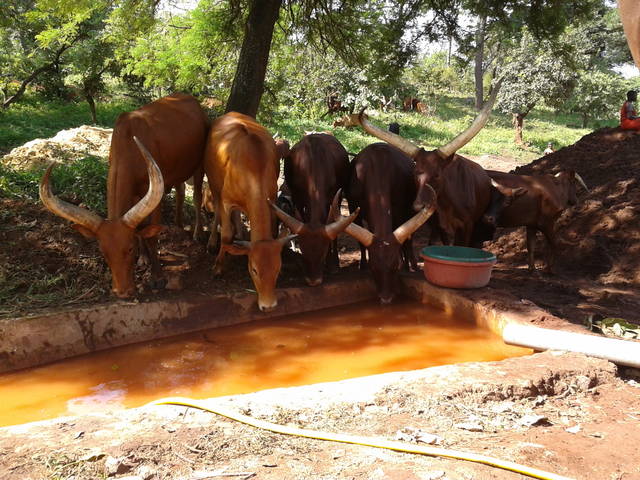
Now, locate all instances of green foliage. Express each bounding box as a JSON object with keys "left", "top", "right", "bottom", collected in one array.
[
  {"left": 497, "top": 30, "right": 577, "bottom": 116},
  {"left": 403, "top": 51, "right": 471, "bottom": 98},
  {"left": 564, "top": 70, "right": 627, "bottom": 128},
  {"left": 0, "top": 155, "right": 108, "bottom": 214}
]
